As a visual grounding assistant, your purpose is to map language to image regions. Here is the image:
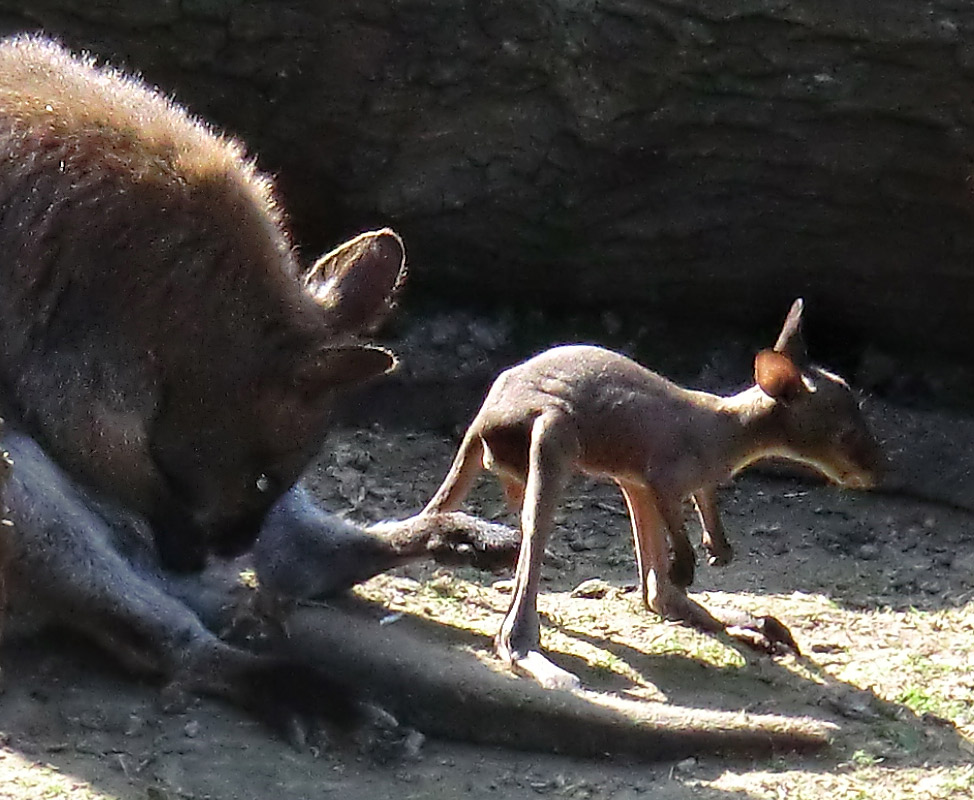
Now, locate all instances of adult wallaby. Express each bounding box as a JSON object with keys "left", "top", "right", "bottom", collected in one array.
[
  {"left": 423, "top": 300, "right": 884, "bottom": 689},
  {"left": 0, "top": 35, "right": 516, "bottom": 743}
]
